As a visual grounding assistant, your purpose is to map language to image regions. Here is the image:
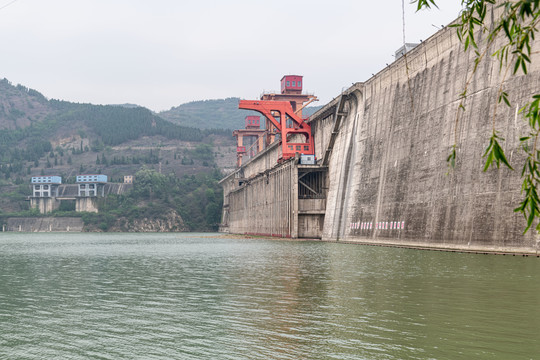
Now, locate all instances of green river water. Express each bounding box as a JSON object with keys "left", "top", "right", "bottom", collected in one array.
[{"left": 0, "top": 233, "right": 538, "bottom": 359}]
